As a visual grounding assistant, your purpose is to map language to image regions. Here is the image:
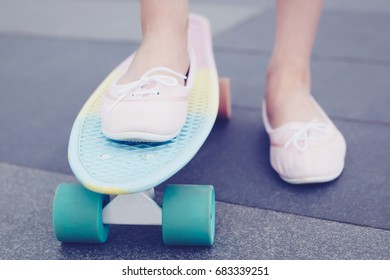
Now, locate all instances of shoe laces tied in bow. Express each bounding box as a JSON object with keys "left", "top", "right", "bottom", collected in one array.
[
  {"left": 107, "top": 67, "right": 187, "bottom": 113},
  {"left": 284, "top": 119, "right": 330, "bottom": 152}
]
